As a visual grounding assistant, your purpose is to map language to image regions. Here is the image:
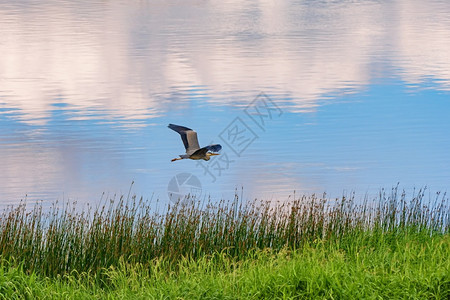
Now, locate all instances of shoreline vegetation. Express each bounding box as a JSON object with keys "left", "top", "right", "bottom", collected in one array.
[{"left": 0, "top": 187, "right": 449, "bottom": 298}]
